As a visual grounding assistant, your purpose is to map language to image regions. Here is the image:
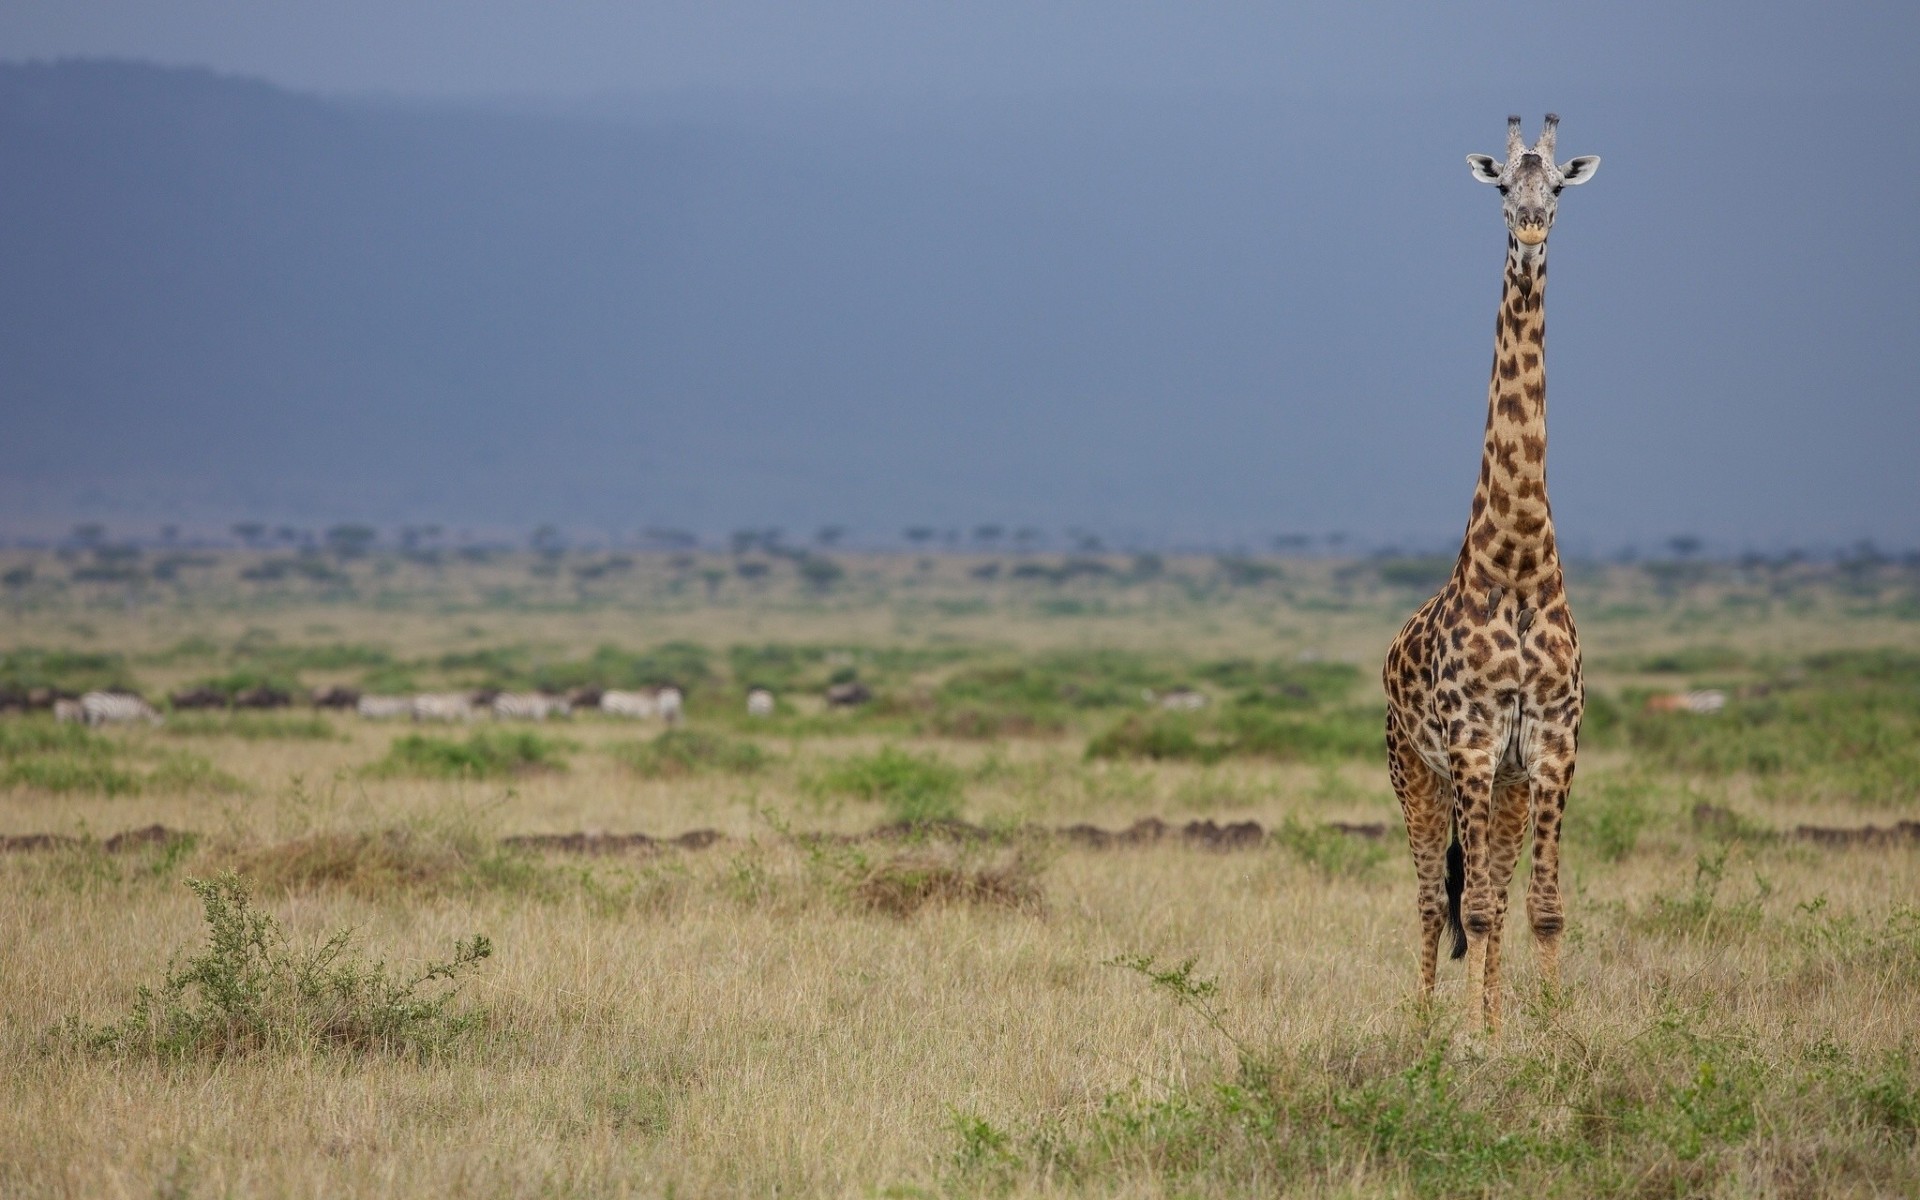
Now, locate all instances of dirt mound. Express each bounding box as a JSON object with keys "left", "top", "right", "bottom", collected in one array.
[{"left": 1792, "top": 821, "right": 1920, "bottom": 847}]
